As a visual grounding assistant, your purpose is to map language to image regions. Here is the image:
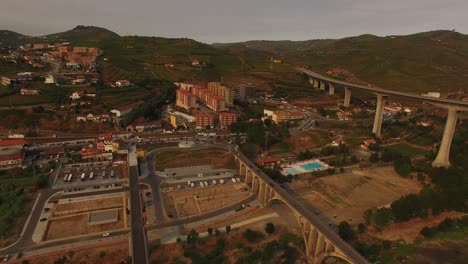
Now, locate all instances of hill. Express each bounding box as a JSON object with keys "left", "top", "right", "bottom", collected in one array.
[
  {"left": 44, "top": 25, "right": 119, "bottom": 43},
  {"left": 0, "top": 30, "right": 31, "bottom": 48},
  {"left": 217, "top": 30, "right": 468, "bottom": 93}
]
